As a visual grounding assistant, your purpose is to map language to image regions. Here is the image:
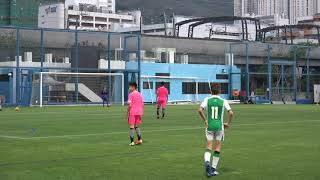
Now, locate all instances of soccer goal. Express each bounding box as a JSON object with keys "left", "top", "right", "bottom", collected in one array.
[
  {"left": 30, "top": 72, "right": 124, "bottom": 107},
  {"left": 141, "top": 75, "right": 201, "bottom": 104}
]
